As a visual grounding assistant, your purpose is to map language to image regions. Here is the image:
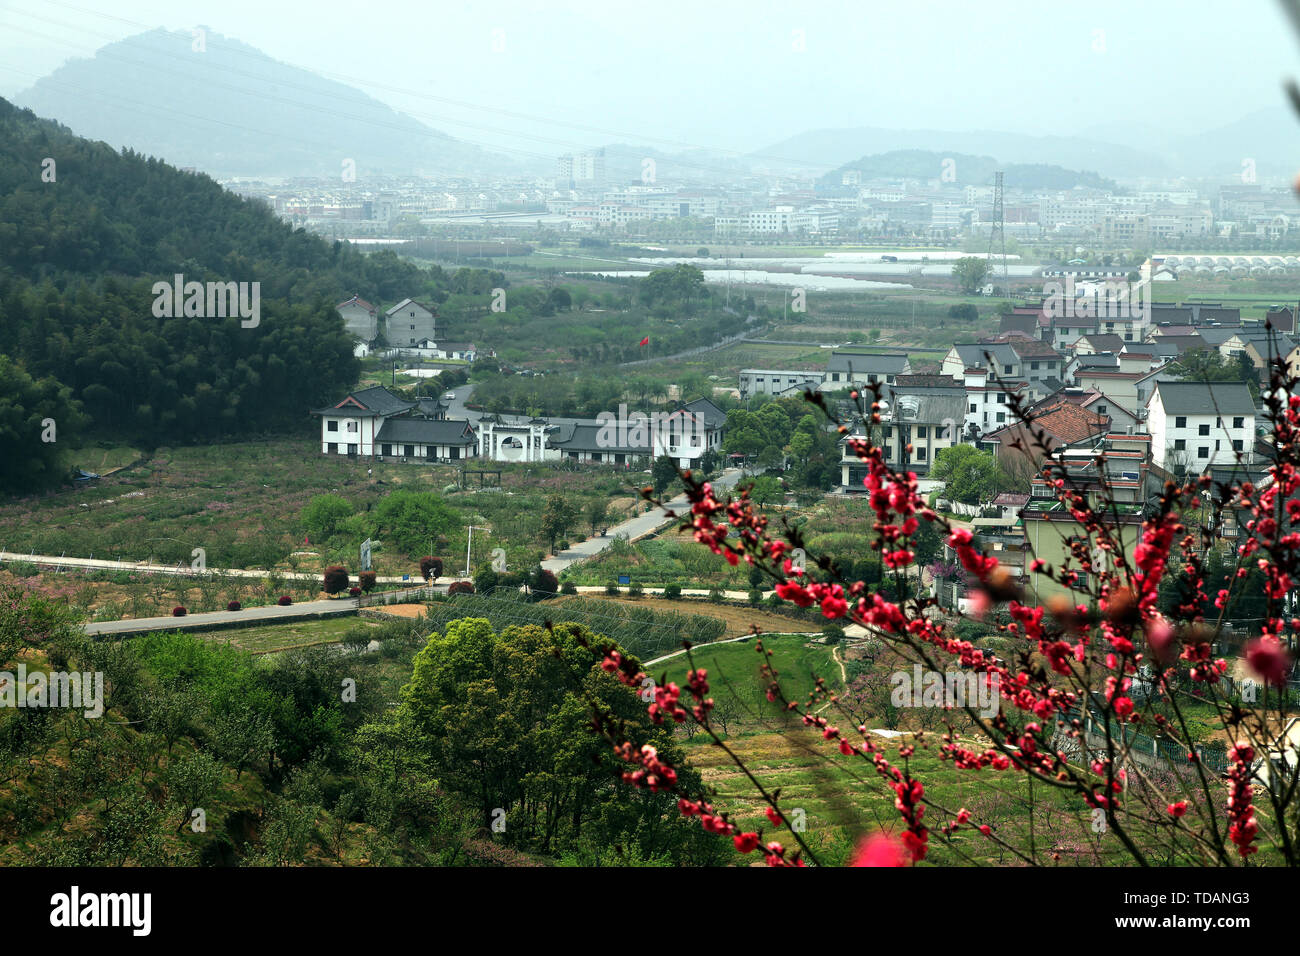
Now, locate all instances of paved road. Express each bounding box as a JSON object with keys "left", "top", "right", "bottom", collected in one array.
[
  {"left": 84, "top": 598, "right": 362, "bottom": 636},
  {"left": 0, "top": 550, "right": 421, "bottom": 585},
  {"left": 542, "top": 467, "right": 748, "bottom": 575}
]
